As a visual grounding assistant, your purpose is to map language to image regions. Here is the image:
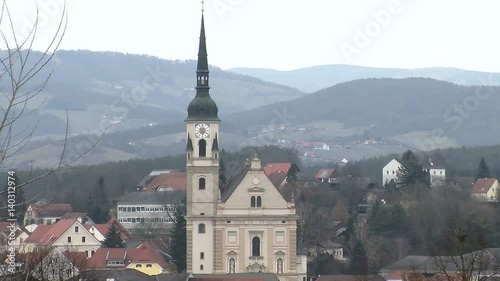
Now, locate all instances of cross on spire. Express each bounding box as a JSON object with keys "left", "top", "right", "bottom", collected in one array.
[{"left": 201, "top": 0, "right": 205, "bottom": 13}]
